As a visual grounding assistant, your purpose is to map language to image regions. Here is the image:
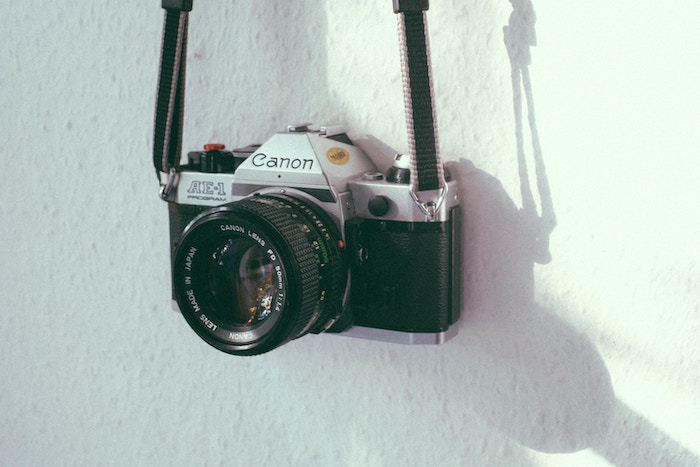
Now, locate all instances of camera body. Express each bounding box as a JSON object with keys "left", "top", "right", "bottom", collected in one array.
[{"left": 166, "top": 123, "right": 460, "bottom": 355}]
